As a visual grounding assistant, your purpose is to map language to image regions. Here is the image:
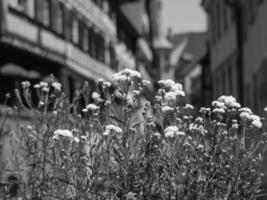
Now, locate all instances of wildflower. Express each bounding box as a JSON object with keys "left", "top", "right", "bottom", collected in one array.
[
  {"left": 119, "top": 68, "right": 141, "bottom": 78},
  {"left": 104, "top": 100, "right": 111, "bottom": 106},
  {"left": 199, "top": 107, "right": 211, "bottom": 114},
  {"left": 112, "top": 73, "right": 128, "bottom": 82},
  {"left": 165, "top": 91, "right": 177, "bottom": 101},
  {"left": 153, "top": 132, "right": 161, "bottom": 138},
  {"left": 211, "top": 100, "right": 225, "bottom": 108},
  {"left": 53, "top": 129, "right": 73, "bottom": 138},
  {"left": 142, "top": 80, "right": 150, "bottom": 86},
  {"left": 164, "top": 126, "right": 184, "bottom": 138},
  {"left": 171, "top": 83, "right": 183, "bottom": 92},
  {"left": 52, "top": 82, "right": 62, "bottom": 92},
  {"left": 103, "top": 124, "right": 122, "bottom": 136},
  {"left": 158, "top": 79, "right": 175, "bottom": 88},
  {"left": 39, "top": 81, "right": 48, "bottom": 88},
  {"left": 34, "top": 84, "right": 40, "bottom": 89},
  {"left": 73, "top": 137, "right": 80, "bottom": 143},
  {"left": 212, "top": 108, "right": 225, "bottom": 114},
  {"left": 184, "top": 104, "right": 194, "bottom": 110},
  {"left": 264, "top": 107, "right": 267, "bottom": 113},
  {"left": 41, "top": 87, "right": 49, "bottom": 93},
  {"left": 218, "top": 95, "right": 240, "bottom": 108},
  {"left": 85, "top": 104, "right": 99, "bottom": 111},
  {"left": 21, "top": 81, "right": 31, "bottom": 89},
  {"left": 162, "top": 105, "right": 174, "bottom": 112},
  {"left": 231, "top": 121, "right": 239, "bottom": 129},
  {"left": 92, "top": 92, "right": 100, "bottom": 100},
  {"left": 195, "top": 117, "right": 203, "bottom": 123},
  {"left": 132, "top": 90, "right": 141, "bottom": 96},
  {"left": 39, "top": 101, "right": 45, "bottom": 107},
  {"left": 251, "top": 119, "right": 262, "bottom": 129},
  {"left": 112, "top": 69, "right": 141, "bottom": 82},
  {"left": 103, "top": 81, "right": 111, "bottom": 88},
  {"left": 239, "top": 107, "right": 252, "bottom": 114},
  {"left": 240, "top": 112, "right": 250, "bottom": 120},
  {"left": 197, "top": 144, "right": 204, "bottom": 149},
  {"left": 249, "top": 114, "right": 260, "bottom": 122},
  {"left": 81, "top": 135, "right": 87, "bottom": 141}
]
